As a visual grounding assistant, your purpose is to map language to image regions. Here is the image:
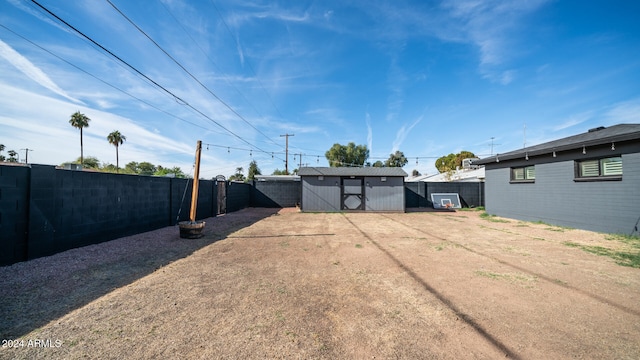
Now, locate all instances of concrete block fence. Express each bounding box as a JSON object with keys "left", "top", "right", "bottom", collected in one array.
[{"left": 1, "top": 164, "right": 483, "bottom": 266}]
